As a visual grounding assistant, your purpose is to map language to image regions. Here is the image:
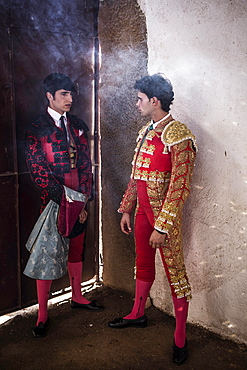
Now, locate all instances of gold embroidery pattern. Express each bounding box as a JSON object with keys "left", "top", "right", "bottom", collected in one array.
[
  {"left": 68, "top": 133, "right": 77, "bottom": 169},
  {"left": 159, "top": 224, "right": 192, "bottom": 301},
  {"left": 146, "top": 176, "right": 170, "bottom": 217},
  {"left": 156, "top": 203, "right": 178, "bottom": 228},
  {"left": 135, "top": 156, "right": 151, "bottom": 169},
  {"left": 146, "top": 130, "right": 156, "bottom": 141},
  {"left": 133, "top": 169, "right": 170, "bottom": 183},
  {"left": 152, "top": 139, "right": 195, "bottom": 300},
  {"left": 136, "top": 122, "right": 151, "bottom": 142},
  {"left": 140, "top": 142, "right": 156, "bottom": 155},
  {"left": 131, "top": 117, "right": 175, "bottom": 179},
  {"left": 154, "top": 140, "right": 196, "bottom": 234},
  {"left": 118, "top": 178, "right": 137, "bottom": 214},
  {"left": 161, "top": 121, "right": 197, "bottom": 152}
]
